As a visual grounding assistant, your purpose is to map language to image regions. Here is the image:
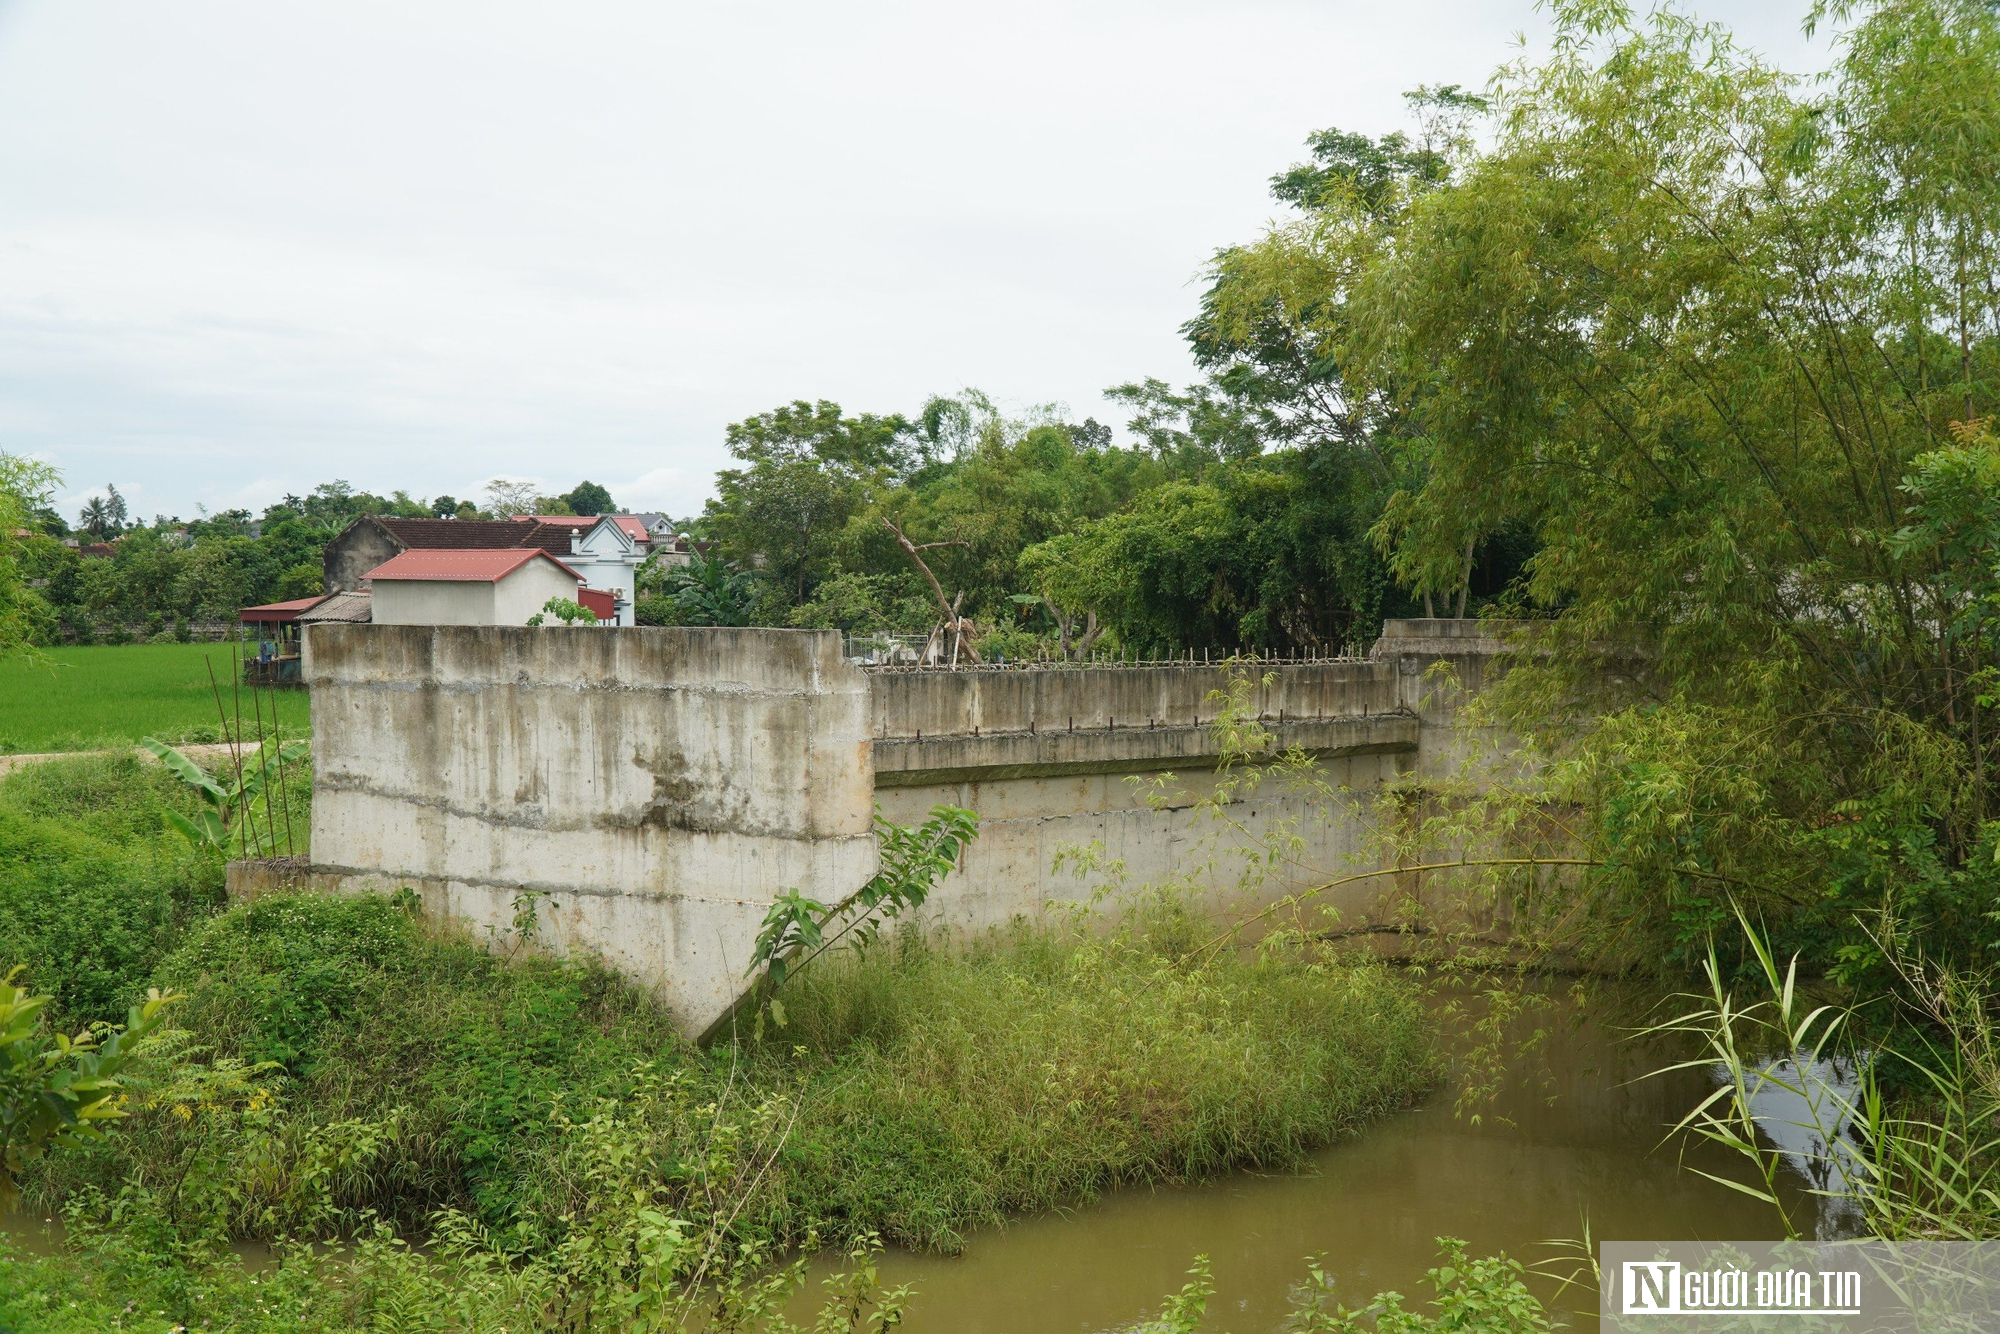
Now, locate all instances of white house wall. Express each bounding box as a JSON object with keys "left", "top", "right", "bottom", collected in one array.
[
  {"left": 495, "top": 559, "right": 584, "bottom": 625},
  {"left": 372, "top": 580, "right": 497, "bottom": 625}
]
